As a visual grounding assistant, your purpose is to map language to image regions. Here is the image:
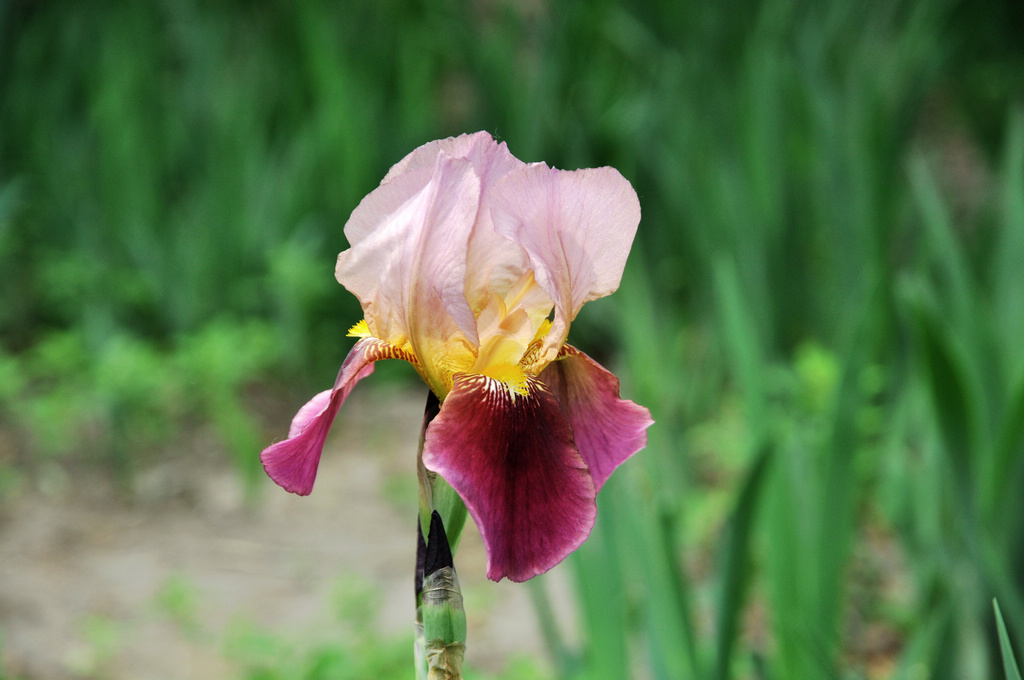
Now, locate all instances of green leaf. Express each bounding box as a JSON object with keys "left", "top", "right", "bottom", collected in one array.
[
  {"left": 911, "top": 296, "right": 977, "bottom": 508},
  {"left": 713, "top": 443, "right": 772, "bottom": 680},
  {"left": 712, "top": 254, "right": 766, "bottom": 438},
  {"left": 430, "top": 476, "right": 468, "bottom": 555},
  {"left": 908, "top": 157, "right": 976, "bottom": 340},
  {"left": 994, "top": 600, "right": 1023, "bottom": 680},
  {"left": 527, "top": 577, "right": 578, "bottom": 677},
  {"left": 994, "top": 108, "right": 1024, "bottom": 369},
  {"left": 570, "top": 507, "right": 630, "bottom": 680},
  {"left": 988, "top": 375, "right": 1024, "bottom": 542}
]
